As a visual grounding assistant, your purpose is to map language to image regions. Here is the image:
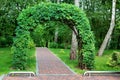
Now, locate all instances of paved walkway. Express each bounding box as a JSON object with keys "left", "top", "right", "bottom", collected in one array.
[
  {"left": 3, "top": 47, "right": 120, "bottom": 80},
  {"left": 36, "top": 48, "right": 74, "bottom": 75}
]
